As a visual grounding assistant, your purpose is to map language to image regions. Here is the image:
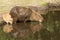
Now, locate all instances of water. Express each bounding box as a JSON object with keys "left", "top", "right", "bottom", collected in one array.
[
  {"left": 0, "top": 22, "right": 43, "bottom": 40},
  {"left": 0, "top": 11, "right": 60, "bottom": 40}
]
